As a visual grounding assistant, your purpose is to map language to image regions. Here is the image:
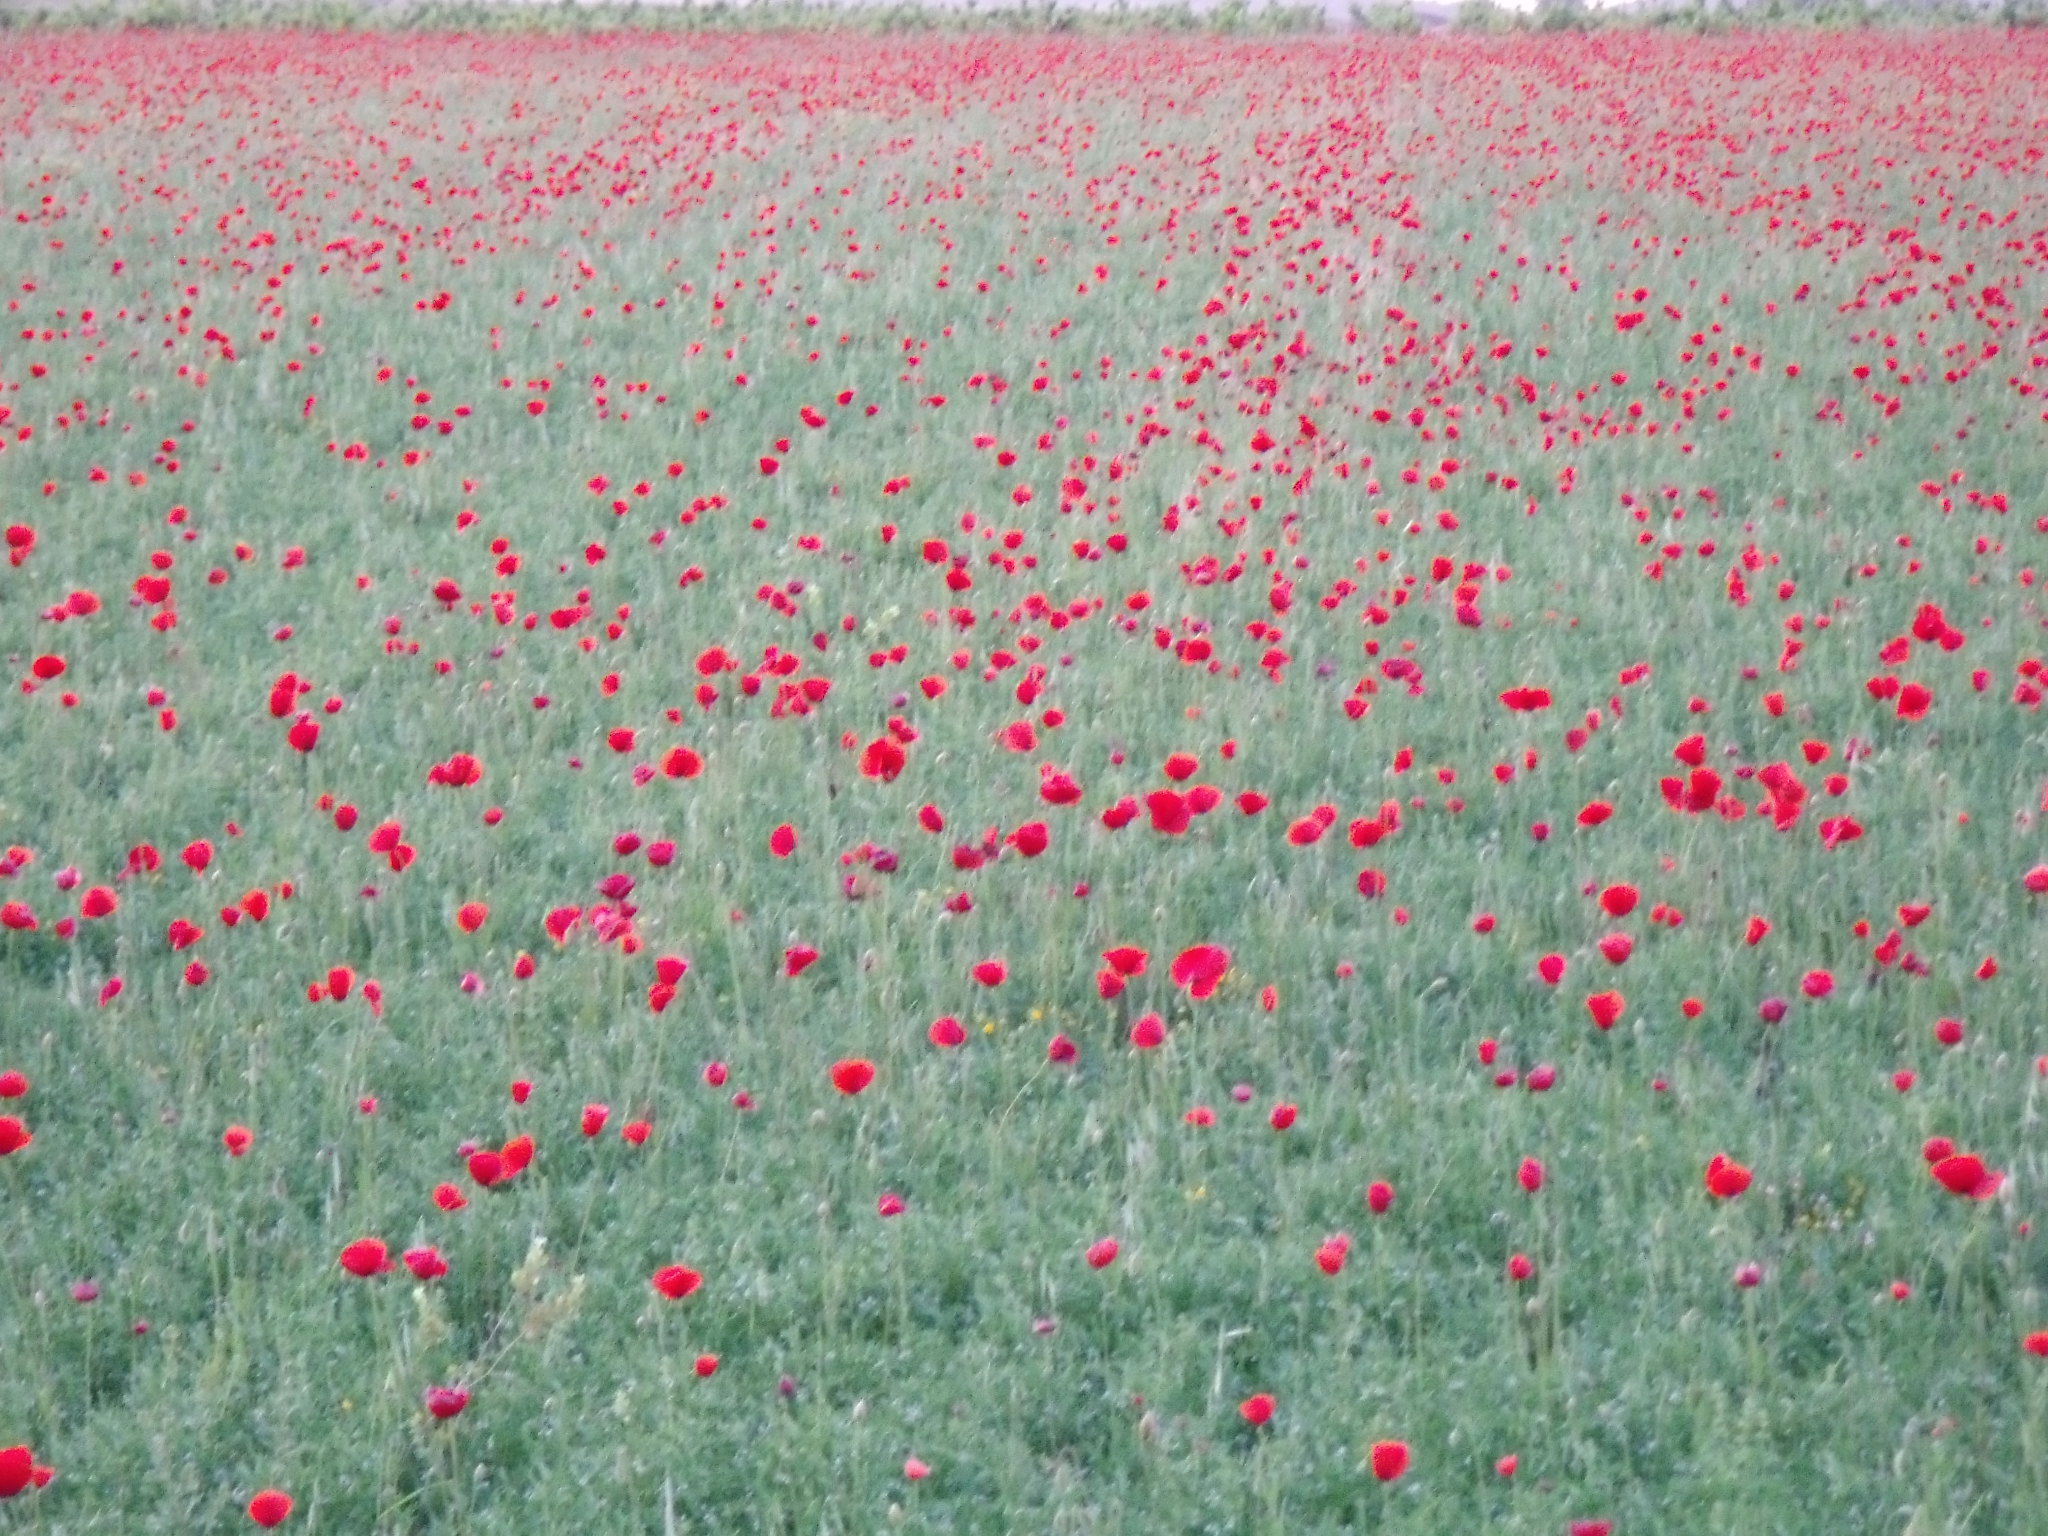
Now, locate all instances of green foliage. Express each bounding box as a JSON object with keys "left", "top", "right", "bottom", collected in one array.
[
  {"left": 1451, "top": 0, "right": 1512, "bottom": 29},
  {"left": 1631, "top": 0, "right": 2046, "bottom": 28},
  {"left": 1534, "top": 0, "right": 1589, "bottom": 30},
  {"left": 3, "top": 21, "right": 2048, "bottom": 1535},
  {"left": 1348, "top": 0, "right": 1421, "bottom": 30}
]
